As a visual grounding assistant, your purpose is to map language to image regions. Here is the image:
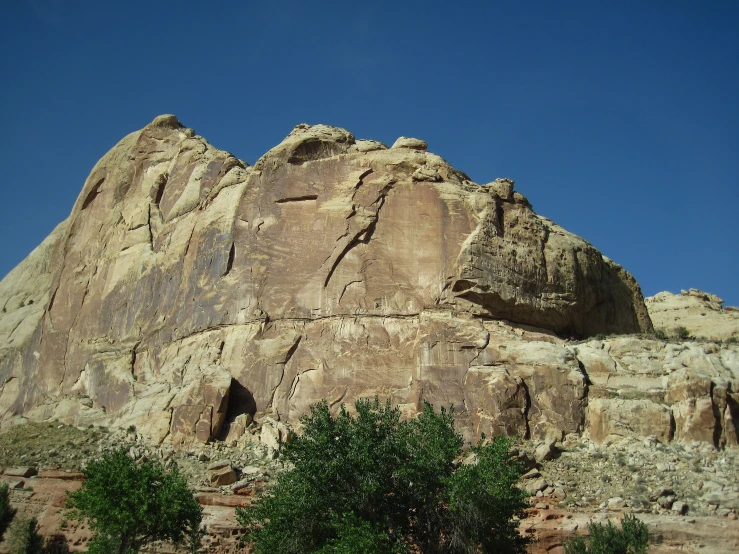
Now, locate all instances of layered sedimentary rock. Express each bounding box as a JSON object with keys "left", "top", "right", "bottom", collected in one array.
[
  {"left": 576, "top": 335, "right": 739, "bottom": 448},
  {"left": 647, "top": 289, "right": 739, "bottom": 342},
  {"left": 6, "top": 115, "right": 737, "bottom": 451}
]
